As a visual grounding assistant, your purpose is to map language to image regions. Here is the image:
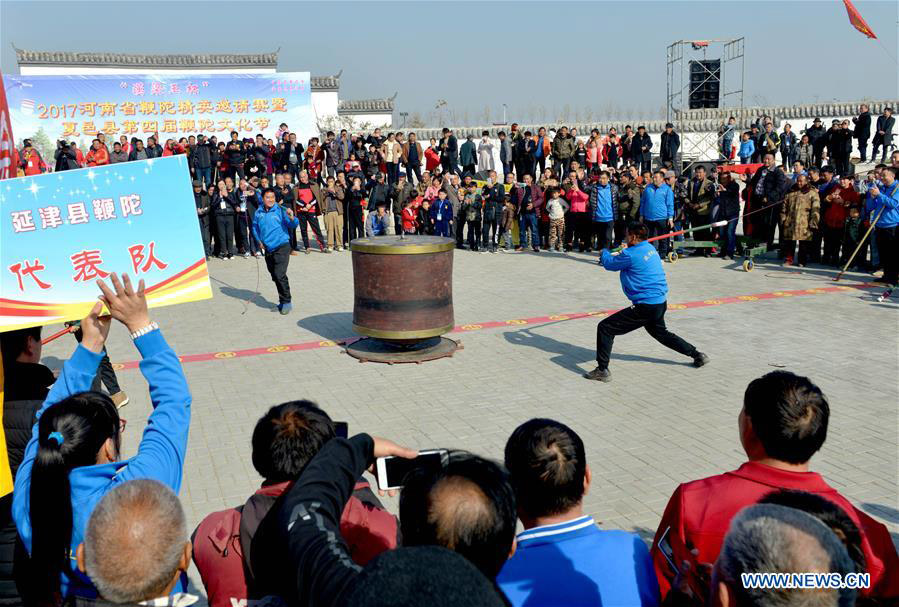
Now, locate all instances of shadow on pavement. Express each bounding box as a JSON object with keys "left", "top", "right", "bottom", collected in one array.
[
  {"left": 297, "top": 312, "right": 355, "bottom": 341},
  {"left": 503, "top": 326, "right": 690, "bottom": 377}
]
